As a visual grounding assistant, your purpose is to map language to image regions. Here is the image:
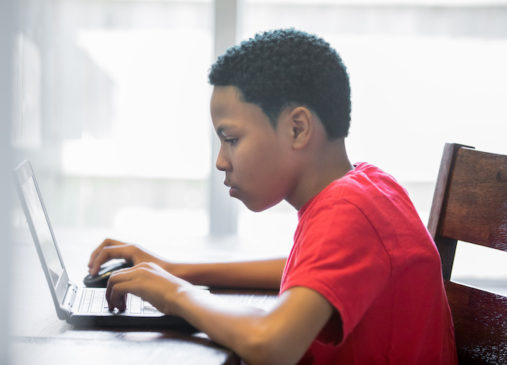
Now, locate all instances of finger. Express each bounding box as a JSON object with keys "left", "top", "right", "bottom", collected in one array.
[
  {"left": 89, "top": 244, "right": 131, "bottom": 275},
  {"left": 105, "top": 267, "right": 138, "bottom": 302},
  {"left": 106, "top": 267, "right": 148, "bottom": 312},
  {"left": 88, "top": 238, "right": 122, "bottom": 268},
  {"left": 106, "top": 269, "right": 129, "bottom": 304},
  {"left": 88, "top": 238, "right": 113, "bottom": 267},
  {"left": 107, "top": 282, "right": 130, "bottom": 312}
]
